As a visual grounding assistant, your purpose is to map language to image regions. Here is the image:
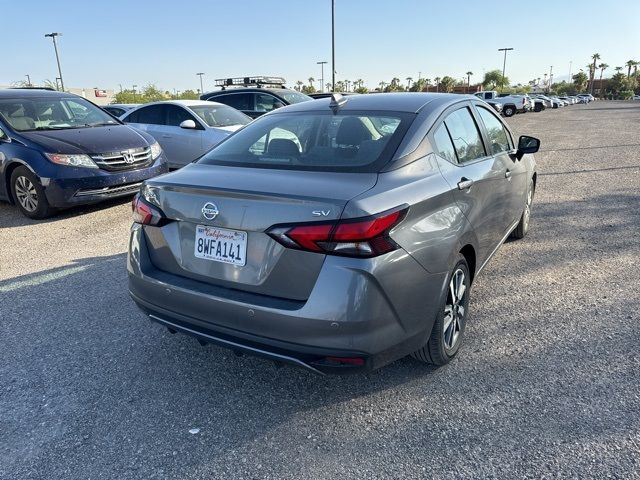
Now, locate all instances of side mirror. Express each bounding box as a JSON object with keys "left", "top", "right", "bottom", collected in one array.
[
  {"left": 179, "top": 119, "right": 197, "bottom": 129},
  {"left": 0, "top": 128, "right": 10, "bottom": 143},
  {"left": 516, "top": 135, "right": 540, "bottom": 160}
]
